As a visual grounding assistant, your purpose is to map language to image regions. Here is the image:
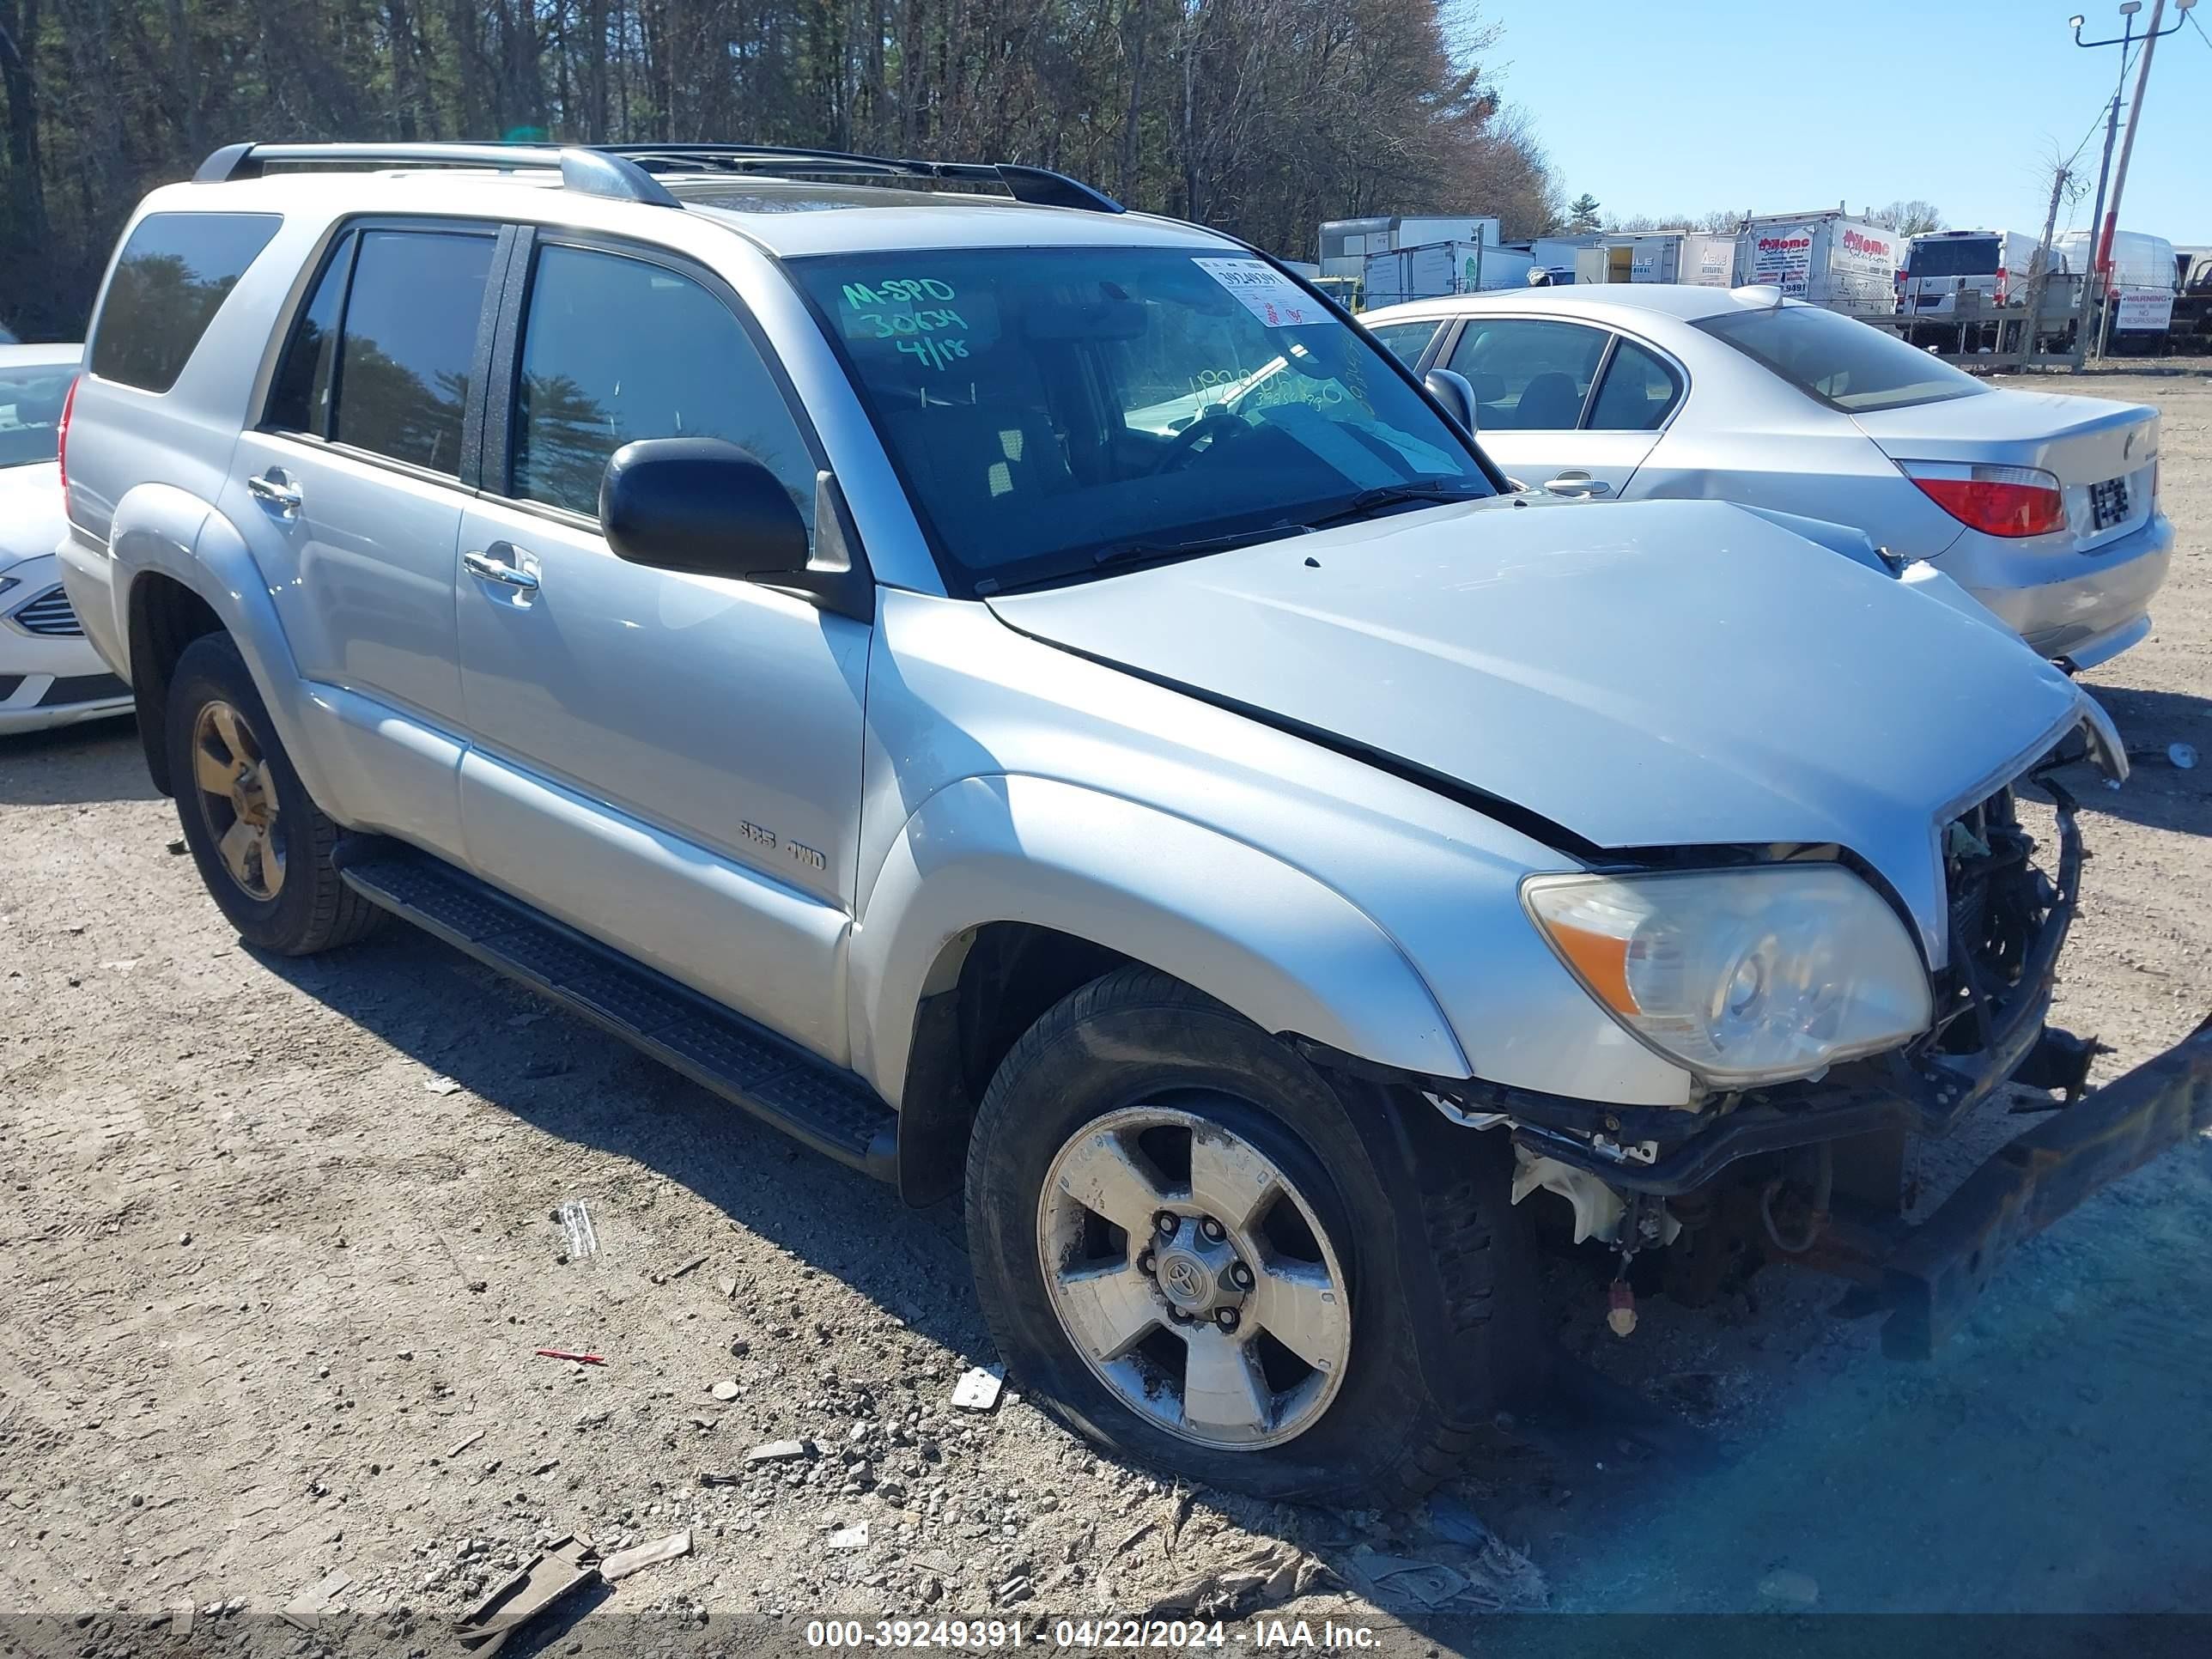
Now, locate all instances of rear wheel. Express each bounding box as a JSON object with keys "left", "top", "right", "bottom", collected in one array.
[
  {"left": 166, "top": 633, "right": 381, "bottom": 956},
  {"left": 965, "top": 966, "right": 1522, "bottom": 1506}
]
